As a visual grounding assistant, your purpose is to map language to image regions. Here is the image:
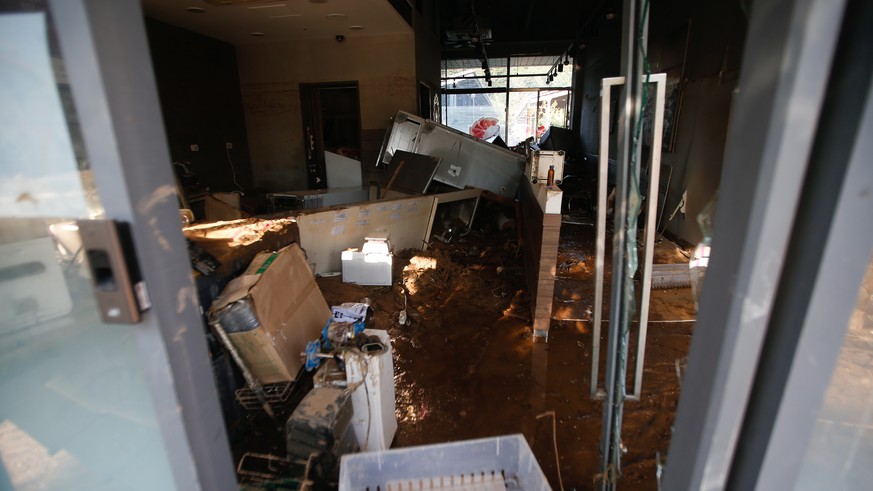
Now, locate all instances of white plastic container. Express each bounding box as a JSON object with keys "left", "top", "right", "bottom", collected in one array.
[
  {"left": 344, "top": 329, "right": 397, "bottom": 452},
  {"left": 342, "top": 236, "right": 393, "bottom": 286},
  {"left": 339, "top": 434, "right": 550, "bottom": 491}
]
